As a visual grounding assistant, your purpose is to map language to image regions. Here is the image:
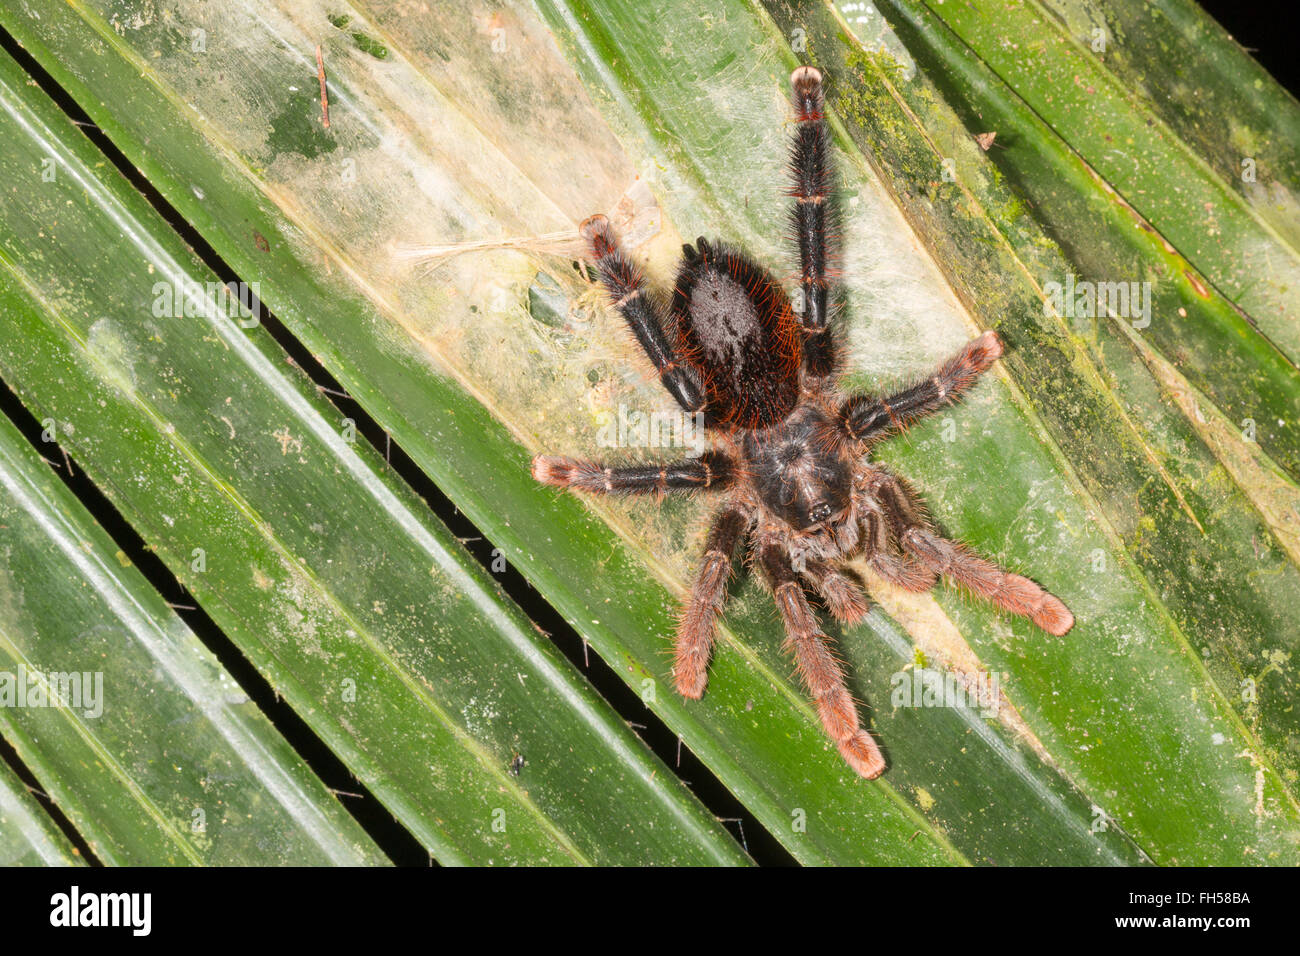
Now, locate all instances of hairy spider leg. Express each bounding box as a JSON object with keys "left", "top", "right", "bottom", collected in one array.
[
  {"left": 580, "top": 214, "right": 706, "bottom": 415},
  {"left": 840, "top": 331, "right": 1003, "bottom": 443},
  {"left": 531, "top": 451, "right": 734, "bottom": 496},
  {"left": 758, "top": 543, "right": 886, "bottom": 779},
  {"left": 861, "top": 492, "right": 940, "bottom": 592},
  {"left": 674, "top": 506, "right": 752, "bottom": 698},
  {"left": 788, "top": 66, "right": 838, "bottom": 377},
  {"left": 801, "top": 558, "right": 871, "bottom": 625},
  {"left": 868, "top": 469, "right": 1074, "bottom": 636}
]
